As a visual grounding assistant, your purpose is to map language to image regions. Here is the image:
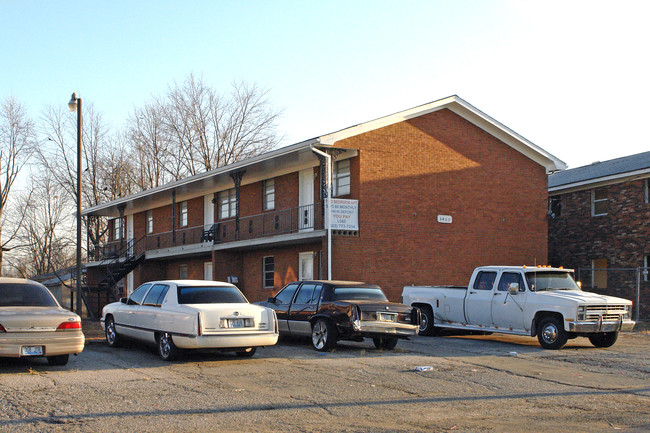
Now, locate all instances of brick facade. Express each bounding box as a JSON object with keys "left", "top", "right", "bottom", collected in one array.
[{"left": 549, "top": 178, "right": 650, "bottom": 318}]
